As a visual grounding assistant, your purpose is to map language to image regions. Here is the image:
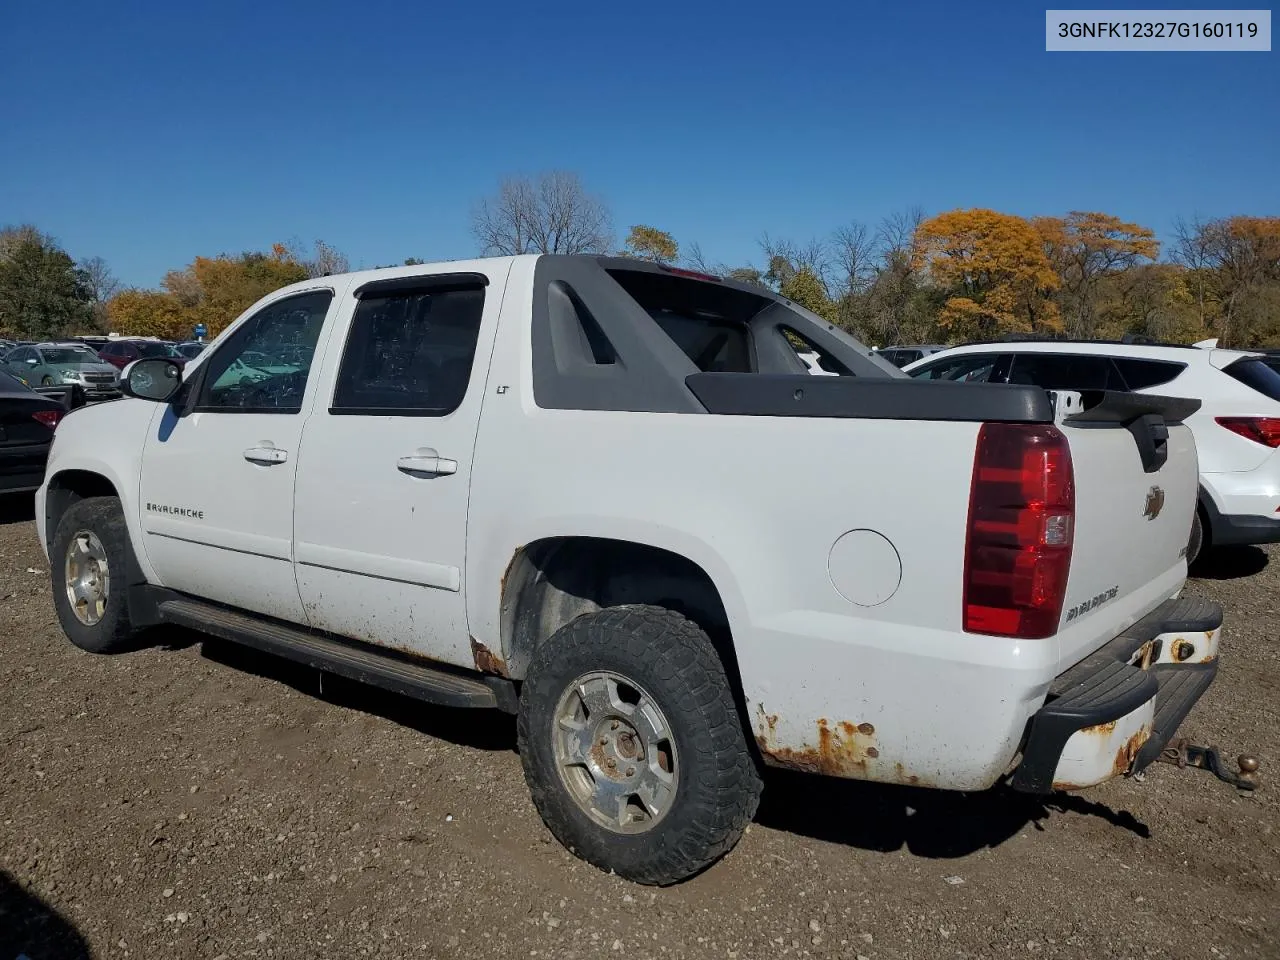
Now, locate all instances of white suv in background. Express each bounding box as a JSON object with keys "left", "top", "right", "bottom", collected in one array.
[{"left": 904, "top": 339, "right": 1280, "bottom": 563}]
